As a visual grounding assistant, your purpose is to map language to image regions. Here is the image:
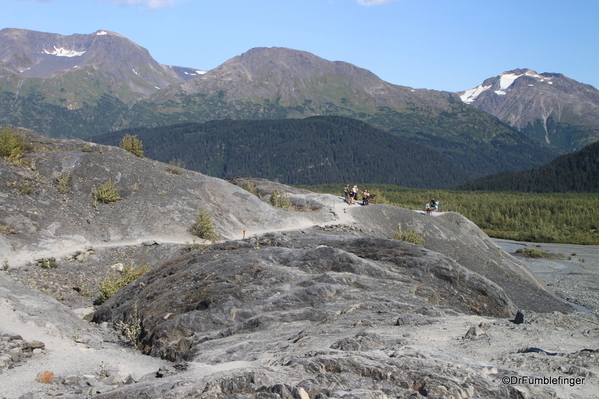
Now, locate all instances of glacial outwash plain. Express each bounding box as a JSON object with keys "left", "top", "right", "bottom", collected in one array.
[{"left": 0, "top": 131, "right": 597, "bottom": 399}]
